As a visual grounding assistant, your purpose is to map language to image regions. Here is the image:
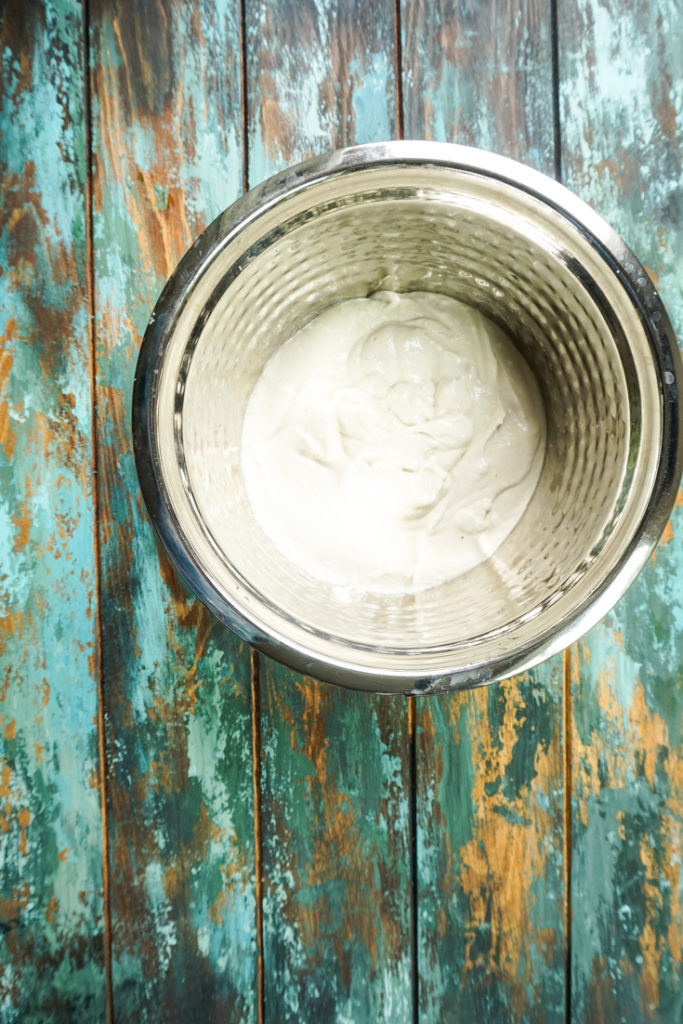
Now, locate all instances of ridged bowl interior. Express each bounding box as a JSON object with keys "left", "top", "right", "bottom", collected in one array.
[{"left": 143, "top": 152, "right": 672, "bottom": 692}]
